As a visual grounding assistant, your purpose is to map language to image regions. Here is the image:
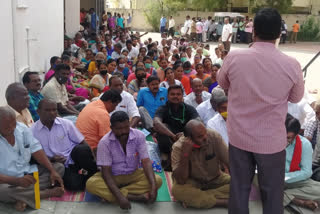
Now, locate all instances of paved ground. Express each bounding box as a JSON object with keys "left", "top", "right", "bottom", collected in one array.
[
  {"left": 1, "top": 199, "right": 318, "bottom": 214},
  {"left": 141, "top": 32, "right": 320, "bottom": 98},
  {"left": 0, "top": 33, "right": 319, "bottom": 214}
]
